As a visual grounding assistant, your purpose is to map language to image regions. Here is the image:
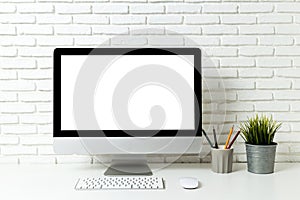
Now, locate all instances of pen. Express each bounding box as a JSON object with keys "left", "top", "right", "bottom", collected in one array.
[
  {"left": 227, "top": 130, "right": 240, "bottom": 149},
  {"left": 213, "top": 127, "right": 218, "bottom": 149},
  {"left": 224, "top": 125, "right": 234, "bottom": 149},
  {"left": 202, "top": 129, "right": 214, "bottom": 148}
]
